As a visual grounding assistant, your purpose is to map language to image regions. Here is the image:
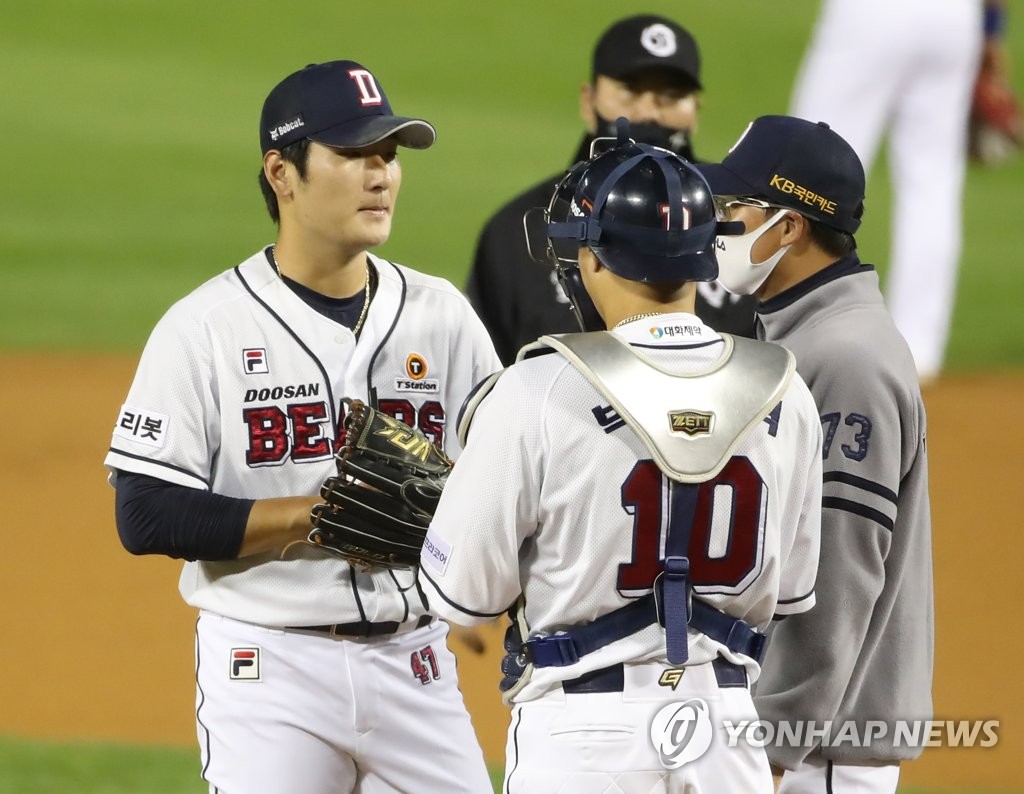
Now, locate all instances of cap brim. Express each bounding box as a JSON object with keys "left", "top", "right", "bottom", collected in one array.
[
  {"left": 692, "top": 163, "right": 760, "bottom": 197},
  {"left": 601, "top": 59, "right": 702, "bottom": 89},
  {"left": 310, "top": 116, "right": 436, "bottom": 150}
]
